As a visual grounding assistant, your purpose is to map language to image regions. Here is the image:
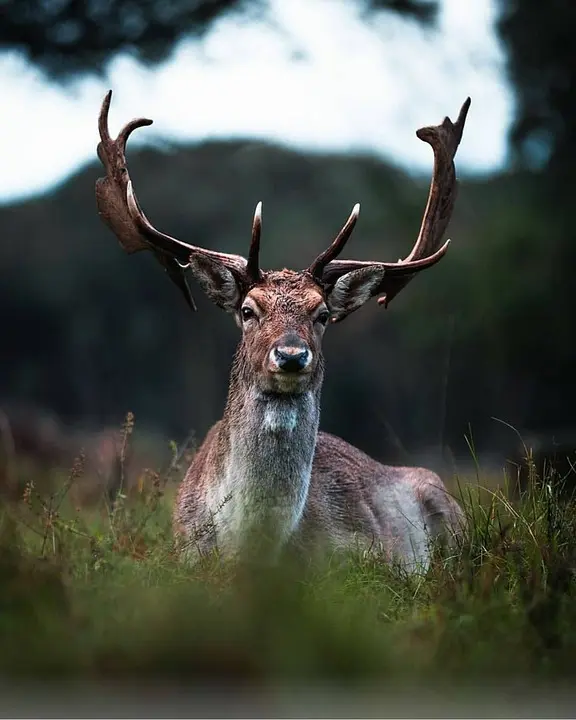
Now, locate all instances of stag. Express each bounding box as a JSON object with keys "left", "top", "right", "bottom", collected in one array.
[{"left": 95, "top": 91, "right": 470, "bottom": 570}]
